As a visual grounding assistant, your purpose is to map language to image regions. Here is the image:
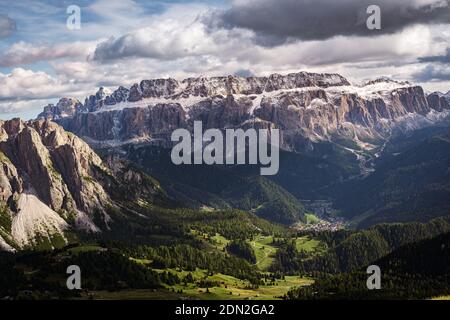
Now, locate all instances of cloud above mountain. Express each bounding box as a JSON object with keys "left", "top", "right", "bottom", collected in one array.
[
  {"left": 413, "top": 64, "right": 450, "bottom": 81},
  {"left": 0, "top": 68, "right": 86, "bottom": 103},
  {"left": 419, "top": 47, "right": 450, "bottom": 63},
  {"left": 0, "top": 41, "right": 96, "bottom": 67},
  {"left": 1, "top": 0, "right": 450, "bottom": 119},
  {"left": 208, "top": 0, "right": 450, "bottom": 44}
]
